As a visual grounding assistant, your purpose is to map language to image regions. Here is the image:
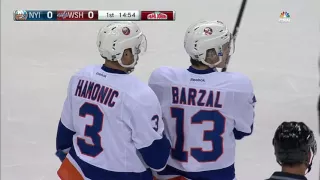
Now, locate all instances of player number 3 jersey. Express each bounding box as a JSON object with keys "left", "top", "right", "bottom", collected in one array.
[{"left": 57, "top": 65, "right": 170, "bottom": 180}]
